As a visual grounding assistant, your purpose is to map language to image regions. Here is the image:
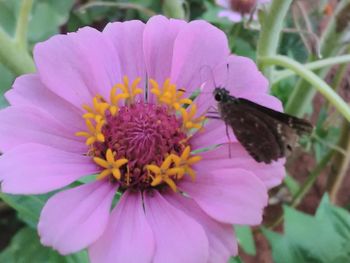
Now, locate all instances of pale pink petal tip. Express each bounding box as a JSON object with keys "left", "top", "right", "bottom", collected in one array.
[
  {"left": 0, "top": 144, "right": 99, "bottom": 194},
  {"left": 38, "top": 181, "right": 116, "bottom": 255},
  {"left": 165, "top": 192, "right": 238, "bottom": 262},
  {"left": 144, "top": 190, "right": 209, "bottom": 263},
  {"left": 89, "top": 191, "right": 155, "bottom": 263},
  {"left": 180, "top": 168, "right": 268, "bottom": 225}
]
